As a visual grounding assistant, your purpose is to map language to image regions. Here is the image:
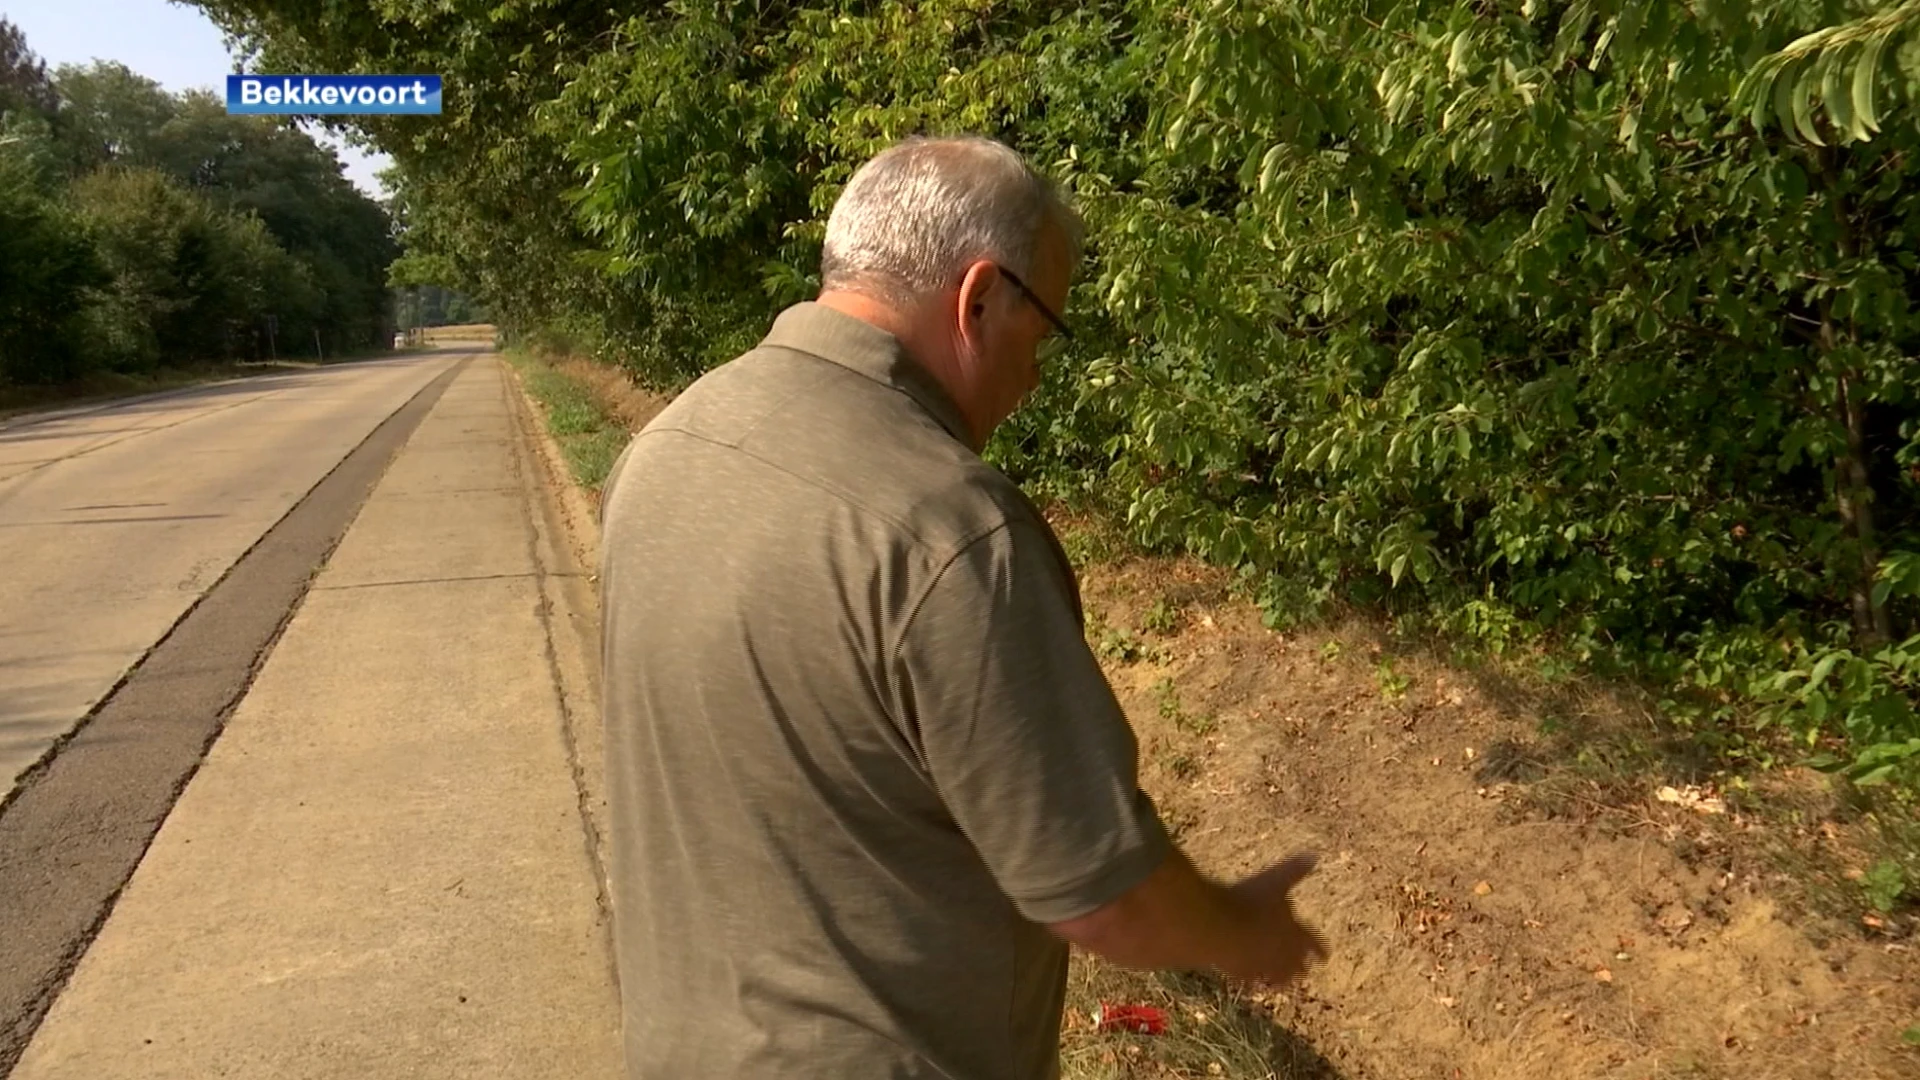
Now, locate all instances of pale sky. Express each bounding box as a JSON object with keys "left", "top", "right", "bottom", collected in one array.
[{"left": 2, "top": 0, "right": 393, "bottom": 198}]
